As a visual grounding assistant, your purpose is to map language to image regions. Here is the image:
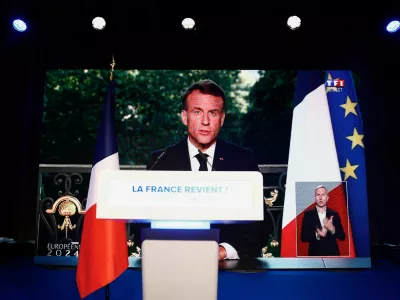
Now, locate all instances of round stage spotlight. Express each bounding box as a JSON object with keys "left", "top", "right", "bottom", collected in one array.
[
  {"left": 92, "top": 17, "right": 106, "bottom": 30},
  {"left": 386, "top": 20, "right": 400, "bottom": 33},
  {"left": 287, "top": 16, "right": 301, "bottom": 30},
  {"left": 182, "top": 18, "right": 195, "bottom": 30},
  {"left": 12, "top": 19, "right": 27, "bottom": 32}
]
